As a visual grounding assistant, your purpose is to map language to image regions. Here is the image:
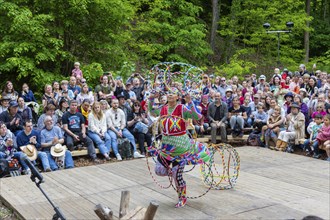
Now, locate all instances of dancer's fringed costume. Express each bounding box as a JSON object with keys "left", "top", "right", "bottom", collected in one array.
[{"left": 148, "top": 88, "right": 211, "bottom": 208}]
